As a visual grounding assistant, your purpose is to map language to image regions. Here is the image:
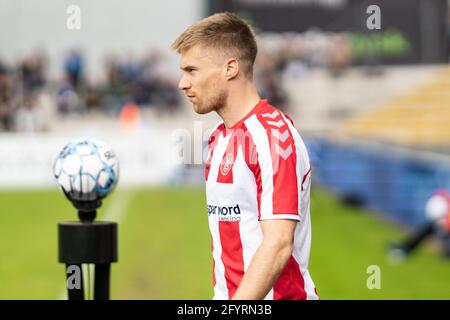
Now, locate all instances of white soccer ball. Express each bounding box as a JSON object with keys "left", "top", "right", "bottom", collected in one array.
[{"left": 53, "top": 137, "right": 119, "bottom": 201}]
